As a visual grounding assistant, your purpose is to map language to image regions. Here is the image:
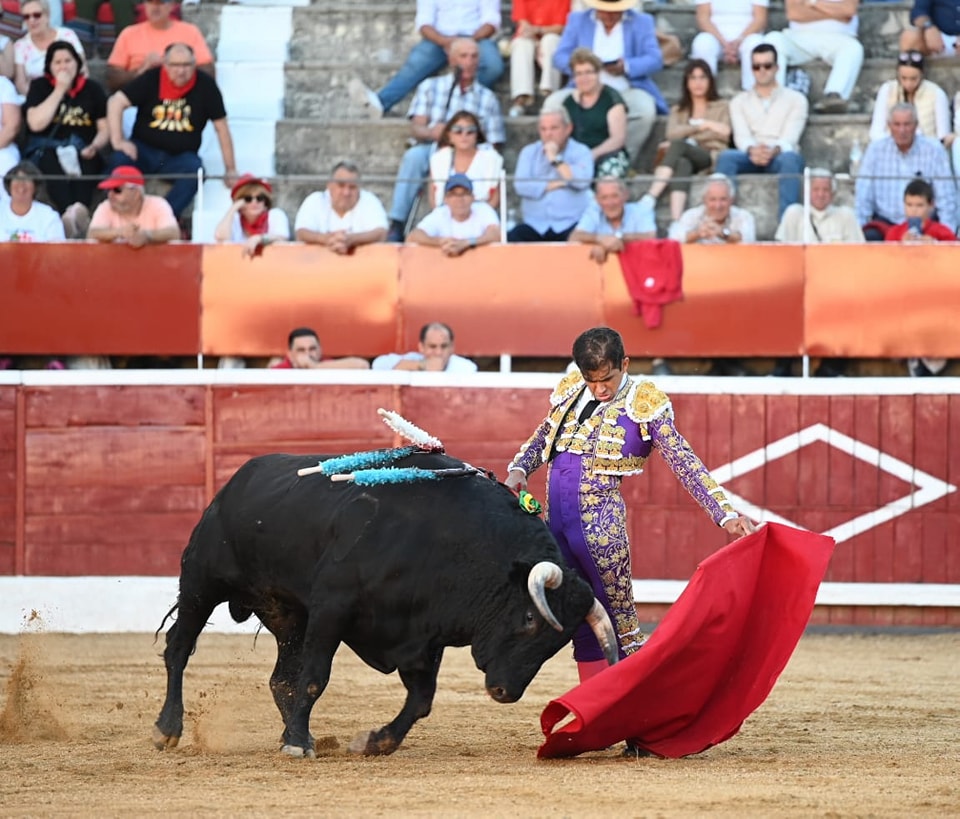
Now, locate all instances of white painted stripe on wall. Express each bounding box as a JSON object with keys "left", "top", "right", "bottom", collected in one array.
[{"left": 0, "top": 577, "right": 956, "bottom": 634}]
